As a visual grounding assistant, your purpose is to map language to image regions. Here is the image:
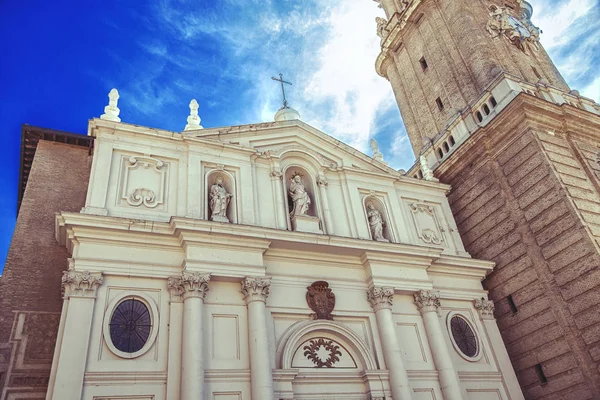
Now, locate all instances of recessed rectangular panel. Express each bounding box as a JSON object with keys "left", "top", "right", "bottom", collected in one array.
[
  {"left": 213, "top": 392, "right": 242, "bottom": 400},
  {"left": 396, "top": 322, "right": 427, "bottom": 362},
  {"left": 413, "top": 389, "right": 438, "bottom": 400},
  {"left": 212, "top": 314, "right": 240, "bottom": 360},
  {"left": 467, "top": 390, "right": 502, "bottom": 400}
]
